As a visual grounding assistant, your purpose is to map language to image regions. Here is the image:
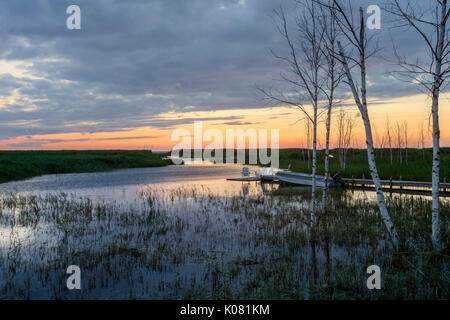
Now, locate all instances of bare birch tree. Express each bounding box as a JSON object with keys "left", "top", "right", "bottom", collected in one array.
[
  {"left": 395, "top": 121, "right": 403, "bottom": 164},
  {"left": 306, "top": 118, "right": 312, "bottom": 169},
  {"left": 375, "top": 124, "right": 387, "bottom": 159},
  {"left": 319, "top": 1, "right": 343, "bottom": 211},
  {"left": 385, "top": 115, "right": 393, "bottom": 165},
  {"left": 419, "top": 121, "right": 426, "bottom": 160},
  {"left": 386, "top": 0, "right": 450, "bottom": 250},
  {"left": 372, "top": 123, "right": 385, "bottom": 159},
  {"left": 336, "top": 108, "right": 355, "bottom": 170},
  {"left": 404, "top": 120, "right": 408, "bottom": 166},
  {"left": 258, "top": 0, "right": 326, "bottom": 226},
  {"left": 315, "top": 0, "right": 400, "bottom": 247}
]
